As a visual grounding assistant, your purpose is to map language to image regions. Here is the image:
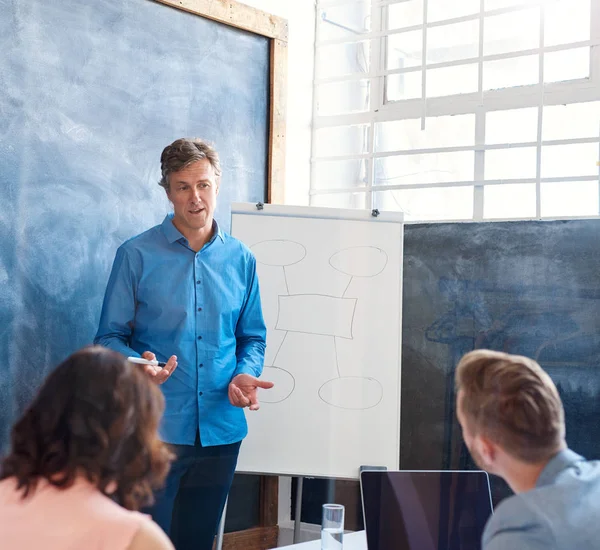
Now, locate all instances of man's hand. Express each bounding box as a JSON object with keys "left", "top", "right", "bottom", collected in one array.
[
  {"left": 141, "top": 351, "right": 177, "bottom": 384},
  {"left": 228, "top": 374, "right": 274, "bottom": 411}
]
